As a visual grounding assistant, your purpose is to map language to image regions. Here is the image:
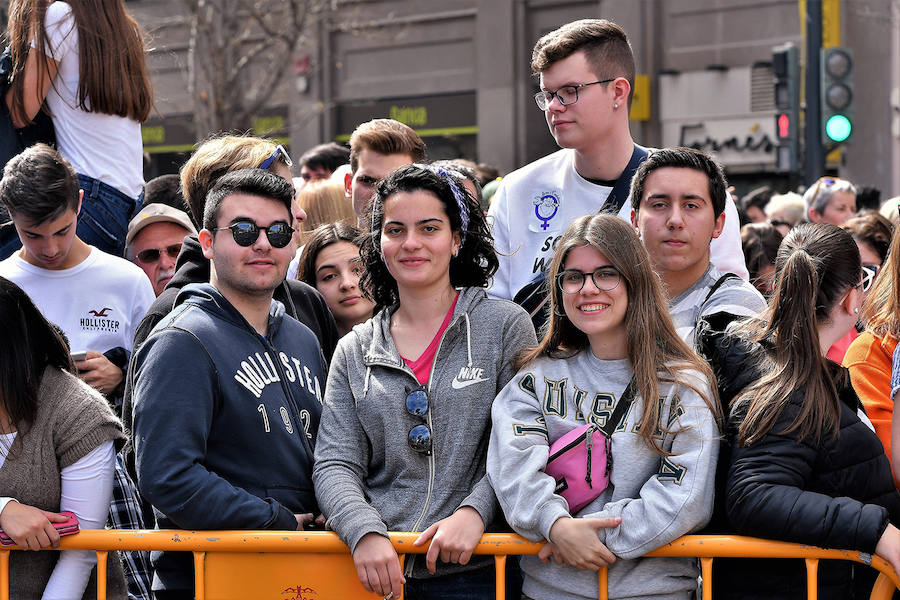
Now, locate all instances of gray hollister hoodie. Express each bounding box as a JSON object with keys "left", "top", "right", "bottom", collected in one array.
[{"left": 313, "top": 286, "right": 536, "bottom": 579}]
